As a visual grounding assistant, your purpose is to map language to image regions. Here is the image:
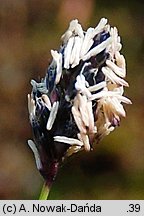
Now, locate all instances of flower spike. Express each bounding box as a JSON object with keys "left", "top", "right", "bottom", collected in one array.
[{"left": 28, "top": 18, "right": 131, "bottom": 185}]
